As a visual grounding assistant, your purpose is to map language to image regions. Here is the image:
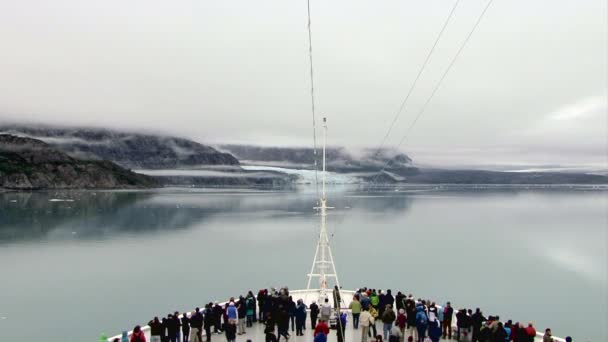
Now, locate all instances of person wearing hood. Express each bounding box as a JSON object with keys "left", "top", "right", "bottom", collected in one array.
[
  {"left": 121, "top": 331, "right": 129, "bottom": 342},
  {"left": 130, "top": 326, "right": 147, "bottom": 342},
  {"left": 415, "top": 306, "right": 428, "bottom": 342},
  {"left": 427, "top": 312, "right": 442, "bottom": 342}
]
